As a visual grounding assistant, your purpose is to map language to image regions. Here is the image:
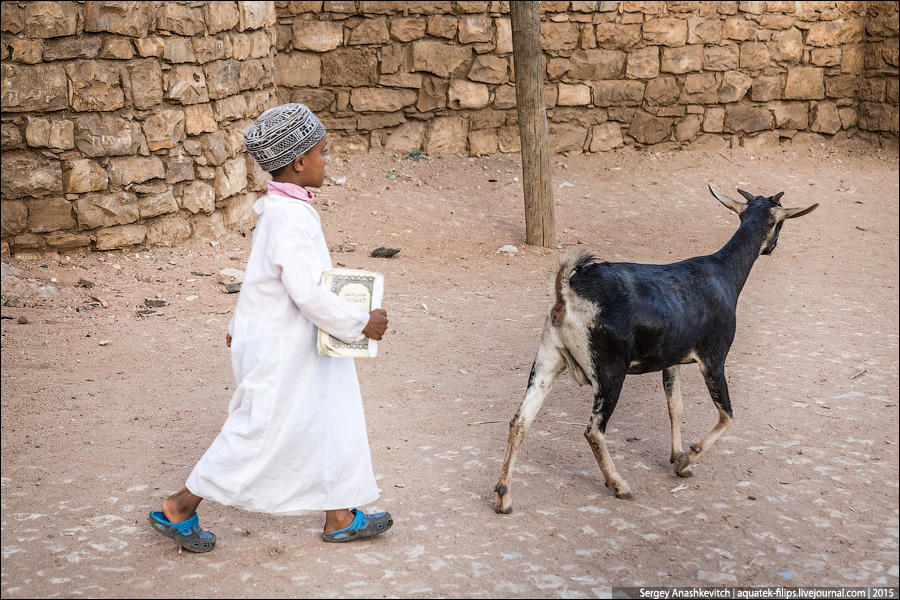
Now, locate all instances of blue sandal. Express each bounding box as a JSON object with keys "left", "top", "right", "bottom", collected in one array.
[
  {"left": 323, "top": 509, "right": 393, "bottom": 543},
  {"left": 149, "top": 511, "right": 216, "bottom": 553}
]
